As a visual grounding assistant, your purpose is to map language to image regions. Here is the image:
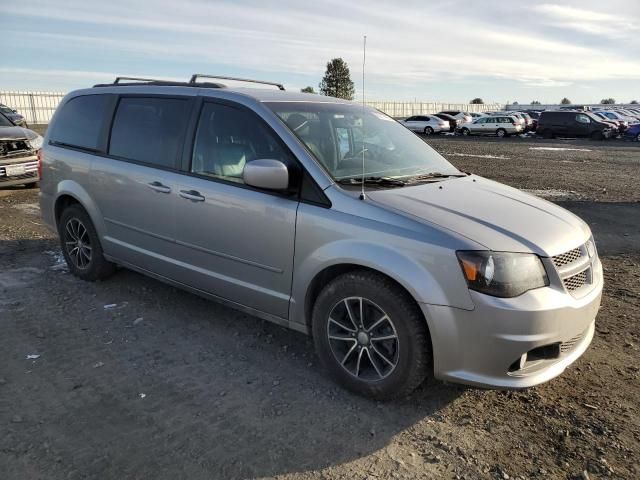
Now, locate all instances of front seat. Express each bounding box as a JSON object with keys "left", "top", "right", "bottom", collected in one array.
[{"left": 211, "top": 143, "right": 248, "bottom": 178}]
